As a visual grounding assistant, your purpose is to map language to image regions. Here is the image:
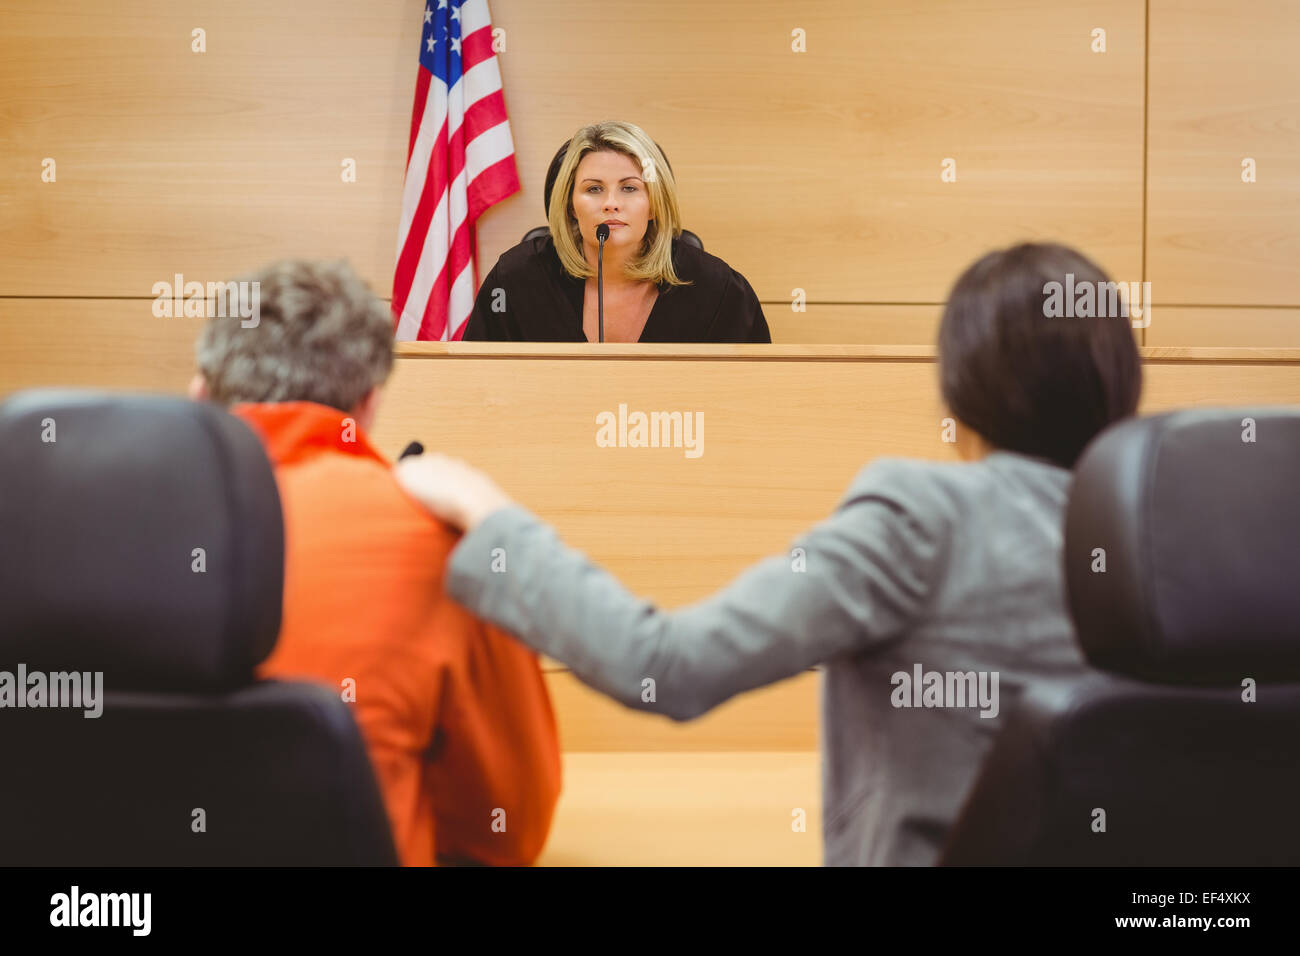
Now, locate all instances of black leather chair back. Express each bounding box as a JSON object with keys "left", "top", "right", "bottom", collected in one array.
[
  {"left": 0, "top": 390, "right": 398, "bottom": 865},
  {"left": 941, "top": 407, "right": 1300, "bottom": 865}
]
